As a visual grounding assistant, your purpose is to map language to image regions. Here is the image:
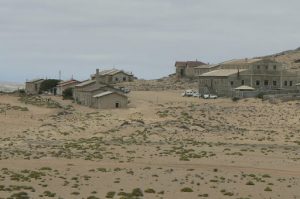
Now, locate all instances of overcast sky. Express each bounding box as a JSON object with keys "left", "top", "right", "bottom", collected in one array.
[{"left": 0, "top": 0, "right": 299, "bottom": 82}]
